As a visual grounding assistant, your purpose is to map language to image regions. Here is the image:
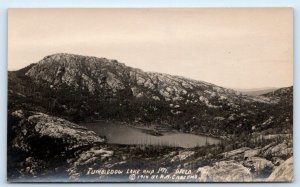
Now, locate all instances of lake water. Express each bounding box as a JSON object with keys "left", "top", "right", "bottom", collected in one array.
[{"left": 84, "top": 122, "right": 220, "bottom": 148}]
